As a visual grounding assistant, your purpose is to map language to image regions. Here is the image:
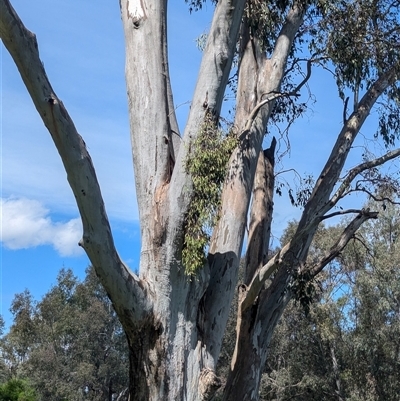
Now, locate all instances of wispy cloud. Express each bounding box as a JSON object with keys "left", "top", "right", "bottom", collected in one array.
[{"left": 1, "top": 197, "right": 83, "bottom": 257}]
